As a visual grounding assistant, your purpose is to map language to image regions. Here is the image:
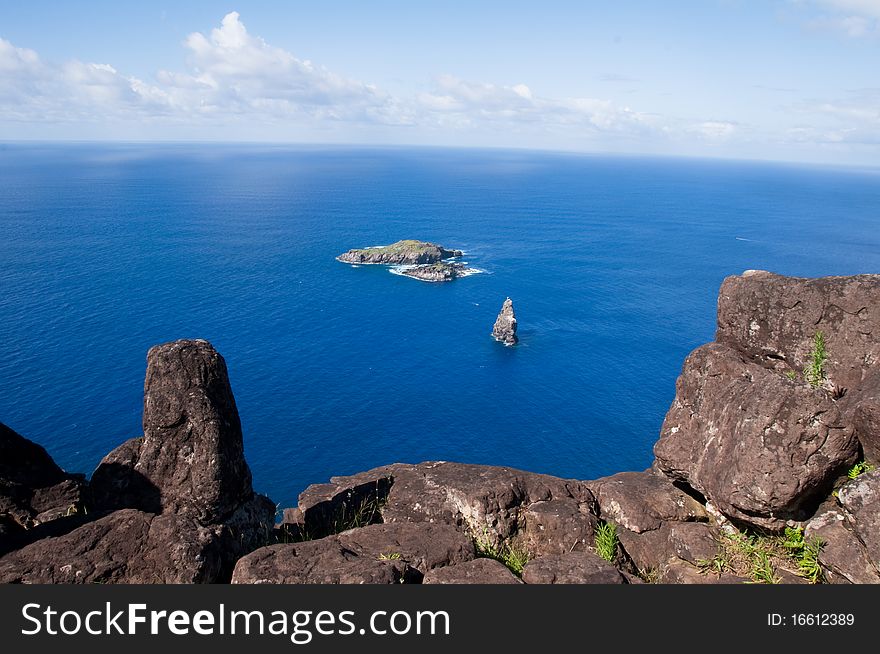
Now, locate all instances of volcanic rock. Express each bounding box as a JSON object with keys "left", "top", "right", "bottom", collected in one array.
[
  {"left": 492, "top": 297, "right": 518, "bottom": 346},
  {"left": 0, "top": 509, "right": 237, "bottom": 583},
  {"left": 805, "top": 505, "right": 880, "bottom": 584},
  {"left": 337, "top": 240, "right": 463, "bottom": 265},
  {"left": 91, "top": 339, "right": 265, "bottom": 524},
  {"left": 397, "top": 262, "right": 472, "bottom": 282},
  {"left": 298, "top": 462, "right": 599, "bottom": 553},
  {"left": 521, "top": 551, "right": 626, "bottom": 584},
  {"left": 423, "top": 558, "right": 523, "bottom": 584},
  {"left": 716, "top": 271, "right": 880, "bottom": 393},
  {"left": 654, "top": 342, "right": 858, "bottom": 530},
  {"left": 588, "top": 470, "right": 708, "bottom": 533},
  {"left": 519, "top": 497, "right": 598, "bottom": 557},
  {"left": 837, "top": 470, "right": 880, "bottom": 569},
  {"left": 0, "top": 422, "right": 86, "bottom": 538}
]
